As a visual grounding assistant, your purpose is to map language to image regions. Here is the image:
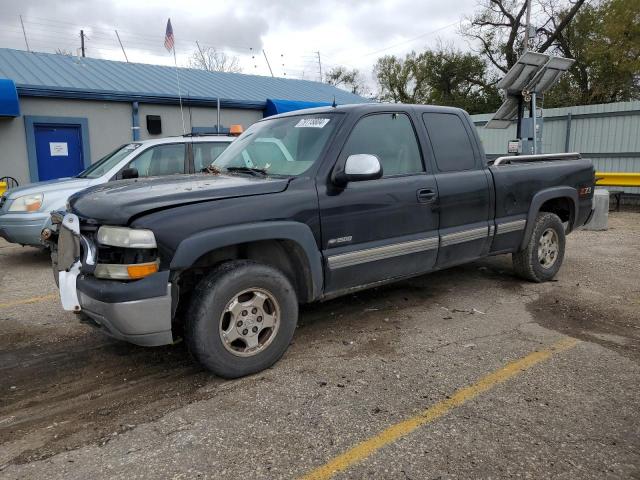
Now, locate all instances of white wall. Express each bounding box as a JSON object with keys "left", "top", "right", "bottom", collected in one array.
[
  {"left": 0, "top": 97, "right": 262, "bottom": 186},
  {"left": 137, "top": 104, "right": 262, "bottom": 139},
  {"left": 0, "top": 97, "right": 132, "bottom": 185}
]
